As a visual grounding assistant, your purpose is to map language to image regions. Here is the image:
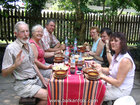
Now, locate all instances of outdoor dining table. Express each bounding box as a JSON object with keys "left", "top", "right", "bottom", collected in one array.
[{"left": 47, "top": 65, "right": 106, "bottom": 105}]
